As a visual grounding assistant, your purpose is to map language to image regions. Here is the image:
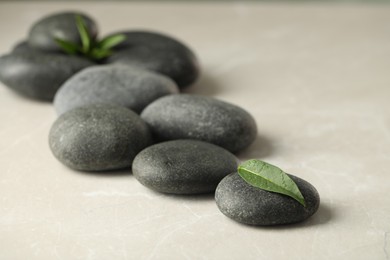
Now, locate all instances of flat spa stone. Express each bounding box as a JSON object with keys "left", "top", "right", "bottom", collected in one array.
[
  {"left": 0, "top": 52, "right": 93, "bottom": 101},
  {"left": 54, "top": 64, "right": 179, "bottom": 115},
  {"left": 215, "top": 173, "right": 320, "bottom": 226},
  {"left": 49, "top": 104, "right": 152, "bottom": 171},
  {"left": 105, "top": 31, "right": 200, "bottom": 88},
  {"left": 12, "top": 41, "right": 39, "bottom": 54},
  {"left": 132, "top": 140, "right": 238, "bottom": 194},
  {"left": 140, "top": 94, "right": 258, "bottom": 153},
  {"left": 28, "top": 11, "right": 98, "bottom": 52}
]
